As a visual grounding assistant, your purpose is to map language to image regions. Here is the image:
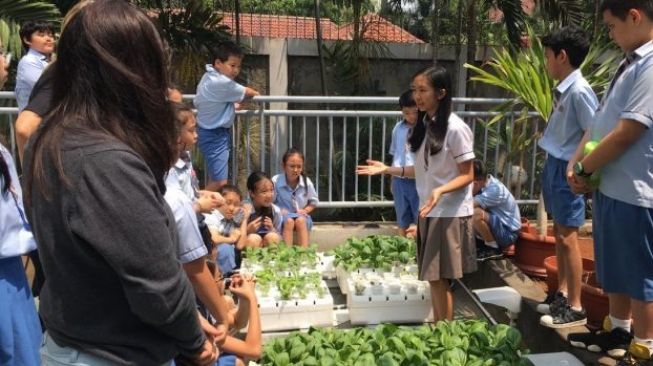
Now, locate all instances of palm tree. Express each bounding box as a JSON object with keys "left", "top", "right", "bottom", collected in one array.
[
  {"left": 0, "top": 0, "right": 60, "bottom": 58},
  {"left": 147, "top": 0, "right": 231, "bottom": 90}
]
